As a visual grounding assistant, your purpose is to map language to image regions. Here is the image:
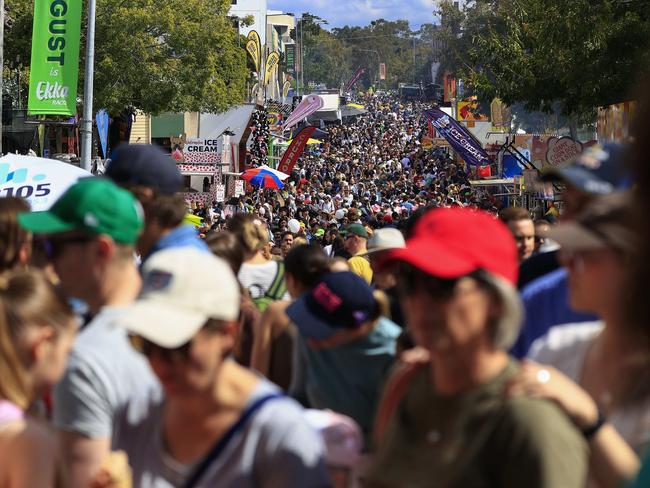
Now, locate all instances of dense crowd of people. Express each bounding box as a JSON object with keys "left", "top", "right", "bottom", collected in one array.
[
  {"left": 0, "top": 87, "right": 649, "bottom": 488},
  {"left": 197, "top": 94, "right": 499, "bottom": 250}
]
